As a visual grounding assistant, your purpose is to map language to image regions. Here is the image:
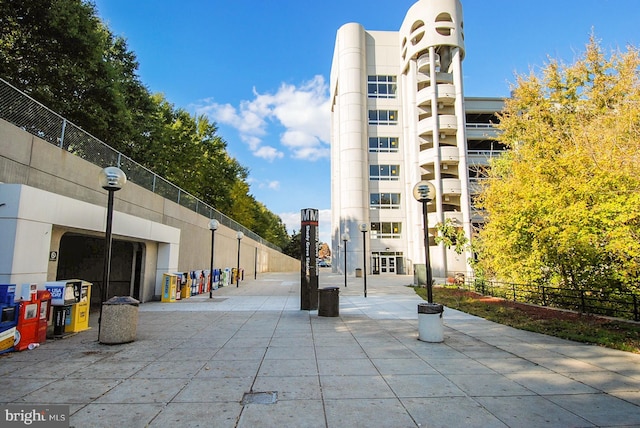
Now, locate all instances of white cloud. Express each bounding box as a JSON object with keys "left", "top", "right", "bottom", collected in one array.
[
  {"left": 267, "top": 181, "right": 280, "bottom": 190},
  {"left": 195, "top": 75, "right": 330, "bottom": 161},
  {"left": 279, "top": 209, "right": 332, "bottom": 244},
  {"left": 253, "top": 145, "right": 284, "bottom": 161},
  {"left": 257, "top": 180, "right": 281, "bottom": 190}
]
